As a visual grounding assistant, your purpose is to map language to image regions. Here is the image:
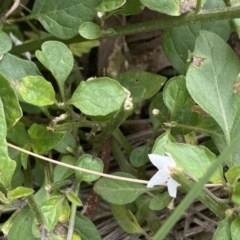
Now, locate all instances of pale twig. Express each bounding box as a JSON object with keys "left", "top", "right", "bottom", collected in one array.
[
  {"left": 7, "top": 143, "right": 223, "bottom": 188},
  {"left": 5, "top": 0, "right": 20, "bottom": 18}
]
